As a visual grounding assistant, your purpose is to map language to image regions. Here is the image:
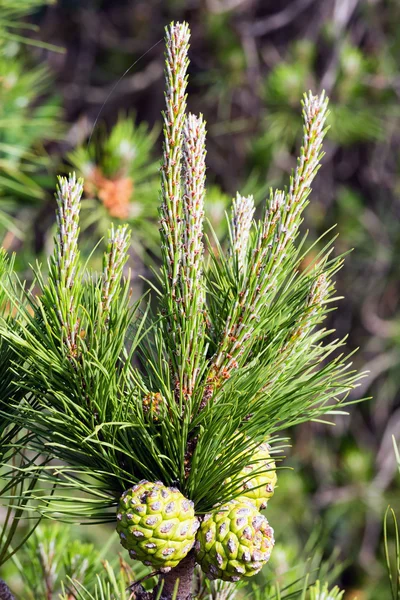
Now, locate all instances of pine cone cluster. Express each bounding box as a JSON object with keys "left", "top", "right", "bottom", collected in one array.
[{"left": 117, "top": 442, "right": 277, "bottom": 581}]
